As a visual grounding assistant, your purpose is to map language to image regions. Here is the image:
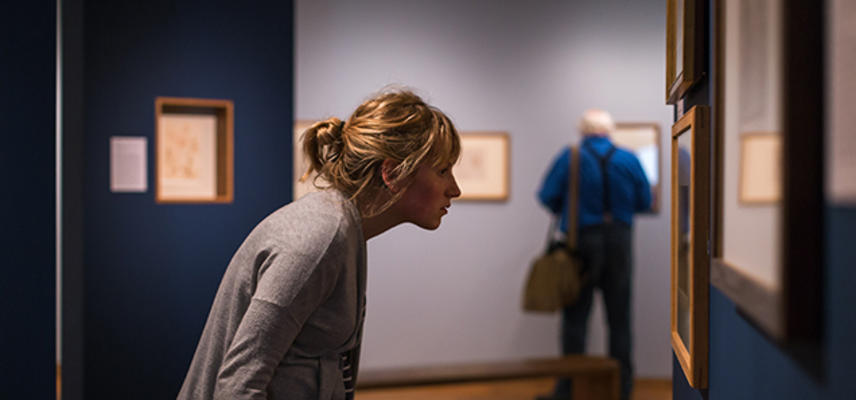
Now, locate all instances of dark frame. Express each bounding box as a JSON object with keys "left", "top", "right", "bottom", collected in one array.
[{"left": 711, "top": 0, "right": 822, "bottom": 346}]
